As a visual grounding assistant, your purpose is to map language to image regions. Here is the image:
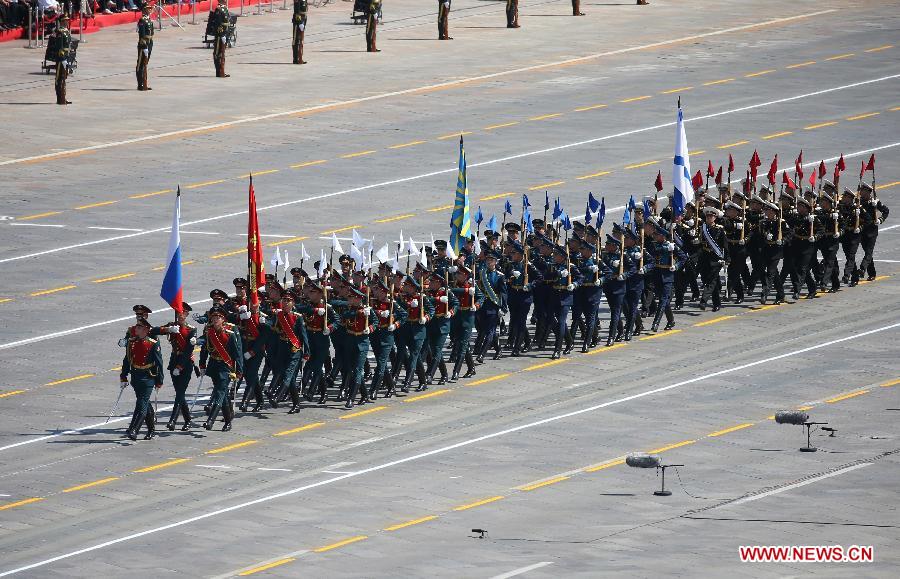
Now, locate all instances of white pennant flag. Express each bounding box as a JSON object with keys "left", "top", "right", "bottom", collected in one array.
[
  {"left": 350, "top": 244, "right": 364, "bottom": 272},
  {"left": 271, "top": 246, "right": 282, "bottom": 268},
  {"left": 283, "top": 250, "right": 290, "bottom": 278},
  {"left": 352, "top": 228, "right": 365, "bottom": 250},
  {"left": 407, "top": 237, "right": 420, "bottom": 257},
  {"left": 446, "top": 242, "right": 457, "bottom": 261},
  {"left": 331, "top": 232, "right": 344, "bottom": 255},
  {"left": 421, "top": 242, "right": 429, "bottom": 270},
  {"left": 317, "top": 249, "right": 327, "bottom": 278},
  {"left": 375, "top": 243, "right": 390, "bottom": 263},
  {"left": 300, "top": 243, "right": 310, "bottom": 261}
]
